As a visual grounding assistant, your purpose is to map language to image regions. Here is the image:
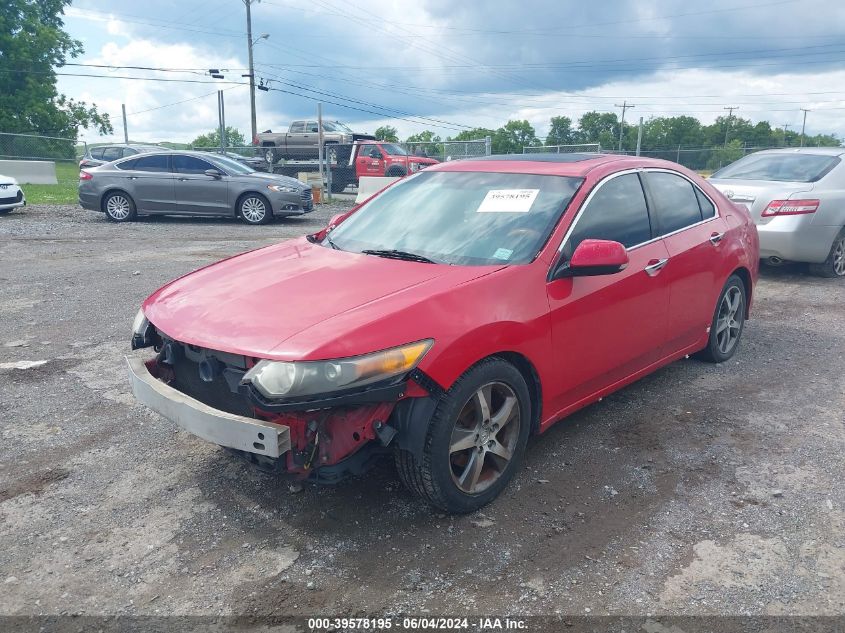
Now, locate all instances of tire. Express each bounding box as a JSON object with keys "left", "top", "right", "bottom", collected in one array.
[
  {"left": 102, "top": 191, "right": 137, "bottom": 222},
  {"left": 695, "top": 274, "right": 746, "bottom": 363},
  {"left": 238, "top": 193, "right": 272, "bottom": 225},
  {"left": 0, "top": 208, "right": 12, "bottom": 215},
  {"left": 808, "top": 228, "right": 845, "bottom": 278},
  {"left": 395, "top": 357, "right": 531, "bottom": 514},
  {"left": 262, "top": 146, "right": 280, "bottom": 165},
  {"left": 385, "top": 165, "right": 407, "bottom": 177},
  {"left": 330, "top": 177, "right": 351, "bottom": 193}
]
